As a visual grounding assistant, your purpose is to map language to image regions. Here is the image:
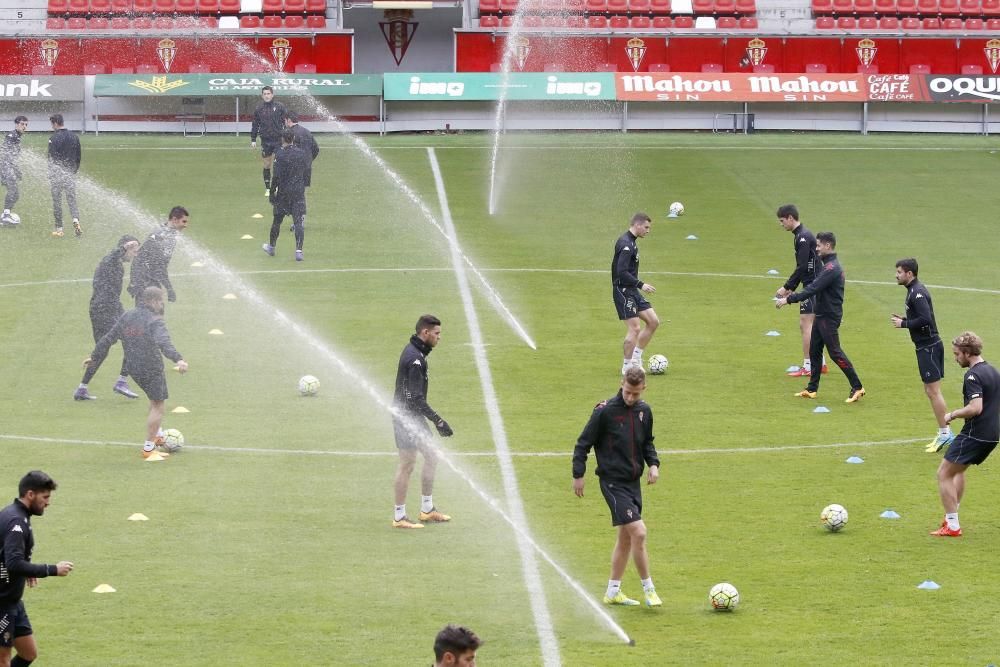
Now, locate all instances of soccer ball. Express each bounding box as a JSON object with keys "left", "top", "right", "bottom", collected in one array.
[
  {"left": 161, "top": 428, "right": 184, "bottom": 453},
  {"left": 820, "top": 503, "right": 849, "bottom": 532},
  {"left": 668, "top": 202, "right": 685, "bottom": 217},
  {"left": 298, "top": 374, "right": 320, "bottom": 396},
  {"left": 647, "top": 354, "right": 669, "bottom": 375},
  {"left": 709, "top": 583, "right": 740, "bottom": 611}
]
